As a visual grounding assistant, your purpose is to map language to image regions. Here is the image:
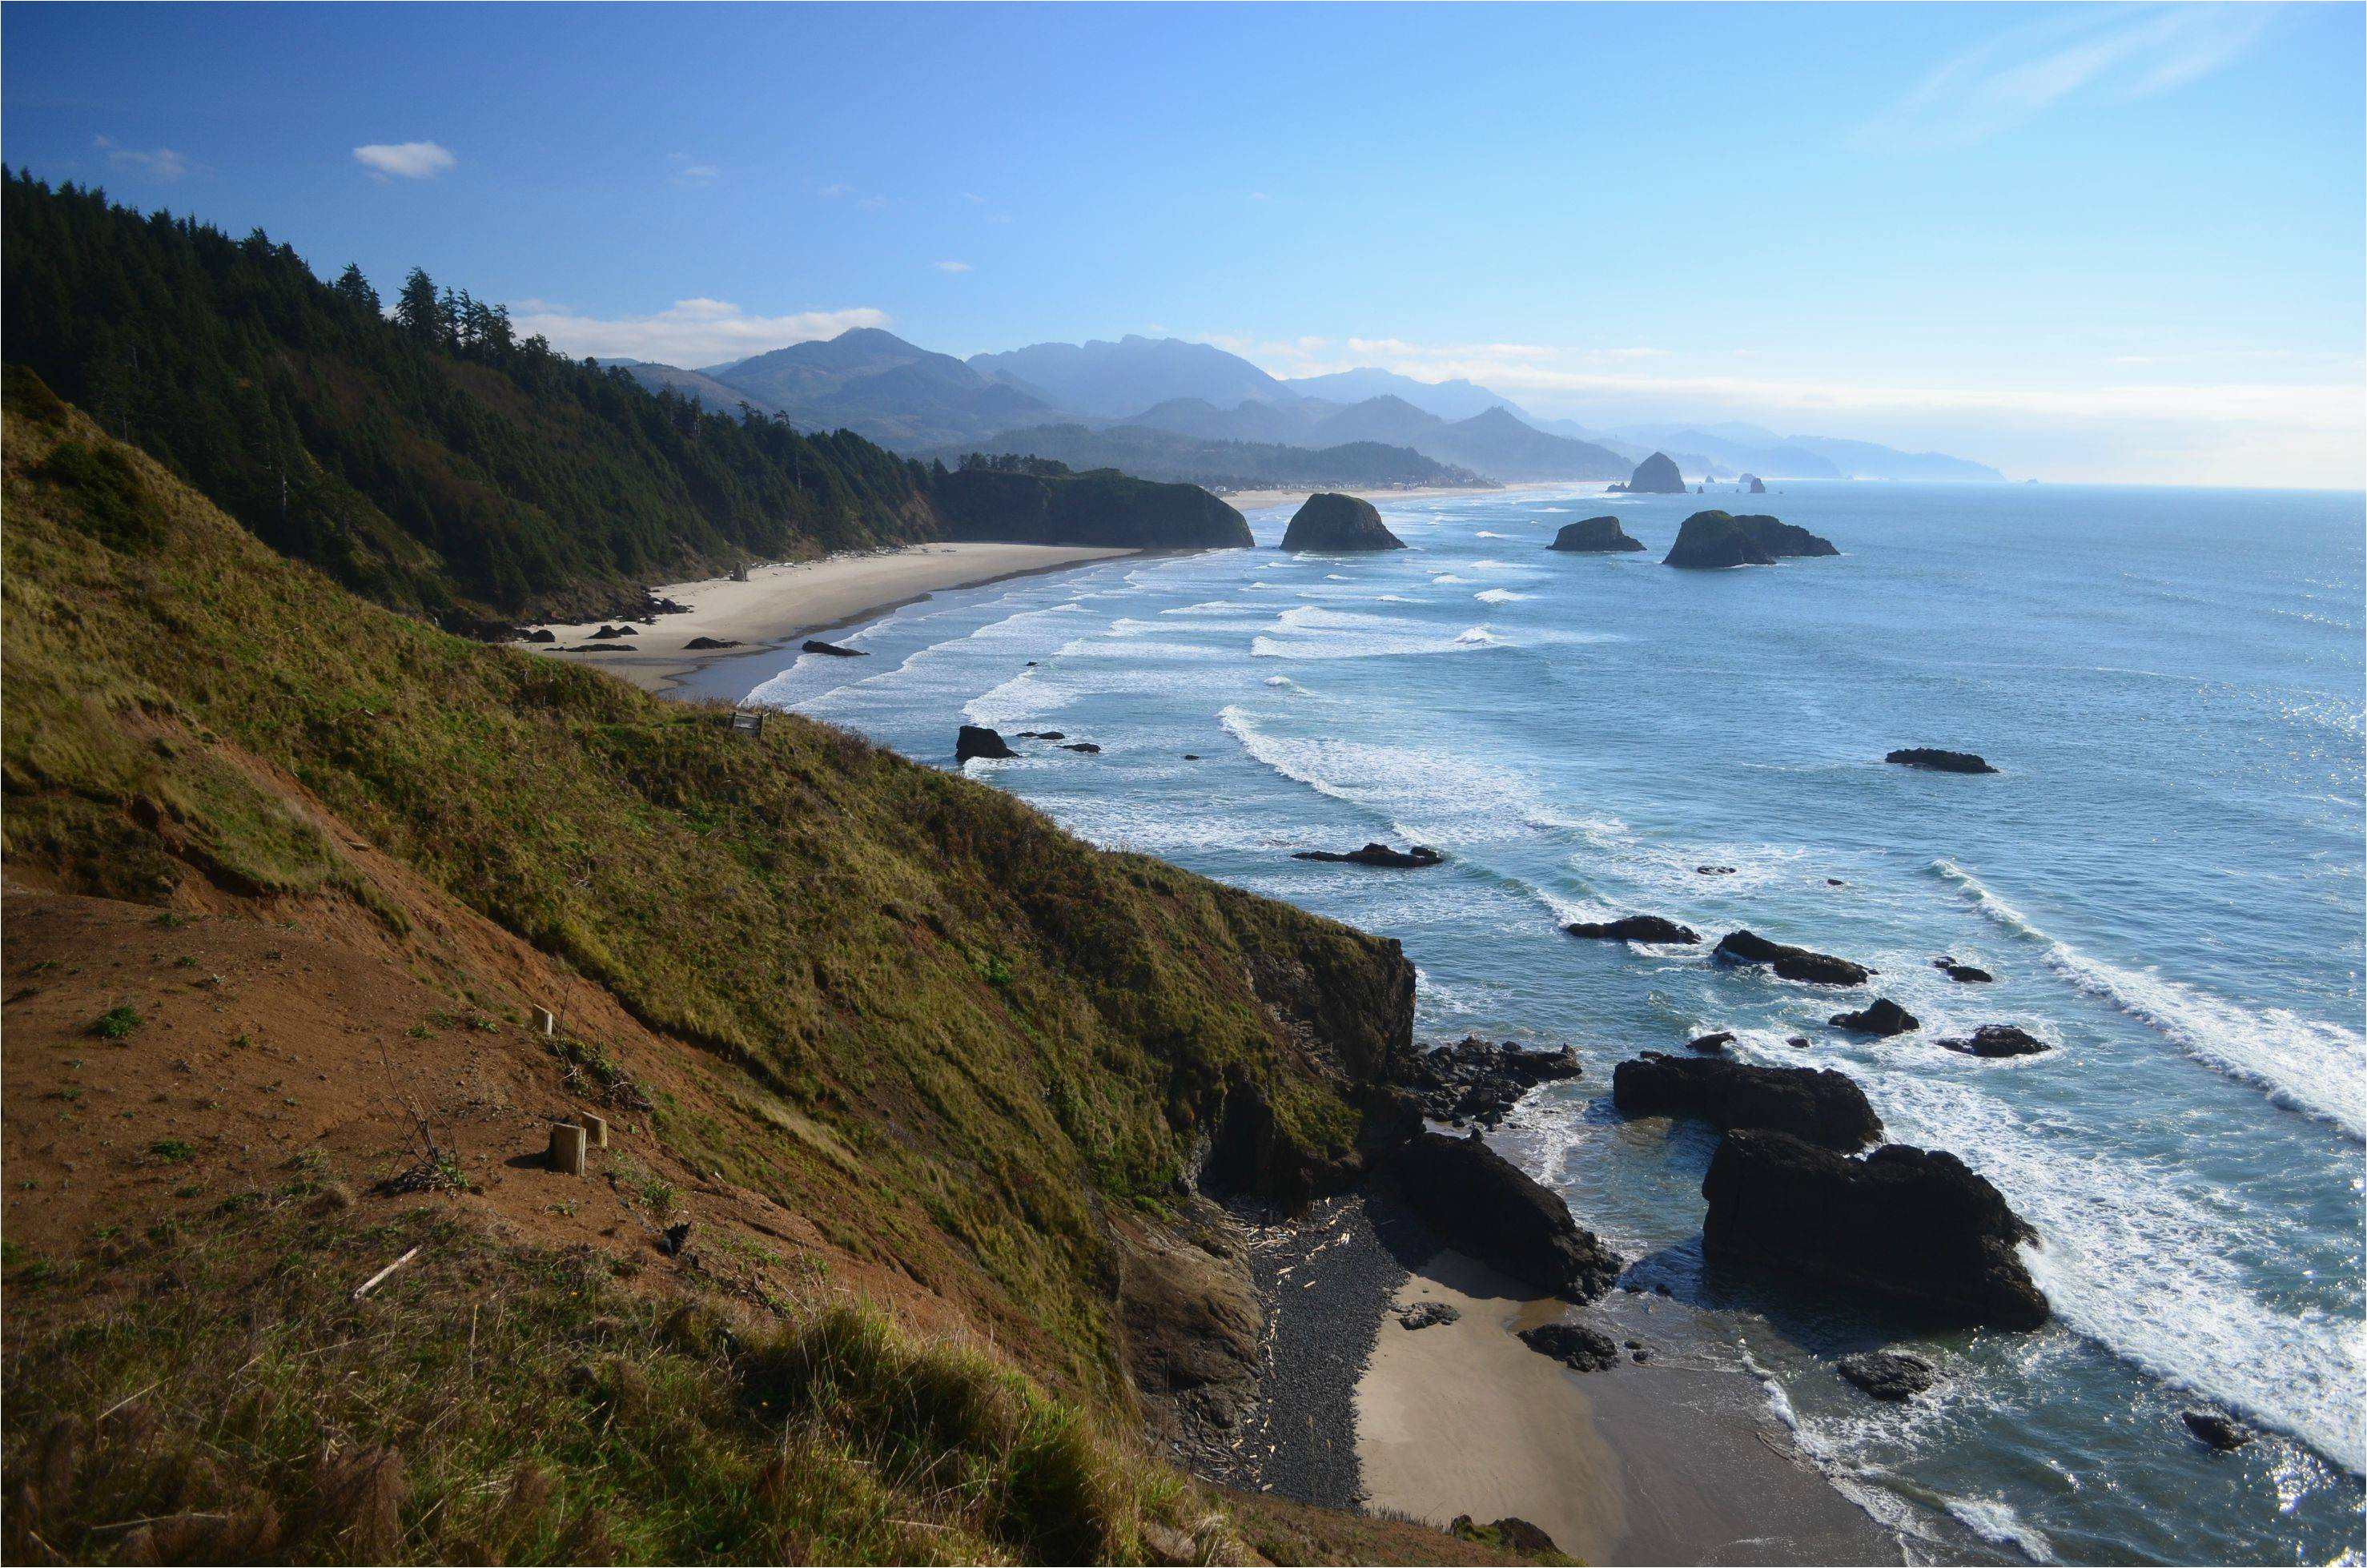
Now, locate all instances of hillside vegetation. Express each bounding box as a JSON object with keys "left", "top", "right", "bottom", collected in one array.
[
  {"left": 0, "top": 384, "right": 1488, "bottom": 1562},
  {"left": 925, "top": 424, "right": 1489, "bottom": 495}
]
